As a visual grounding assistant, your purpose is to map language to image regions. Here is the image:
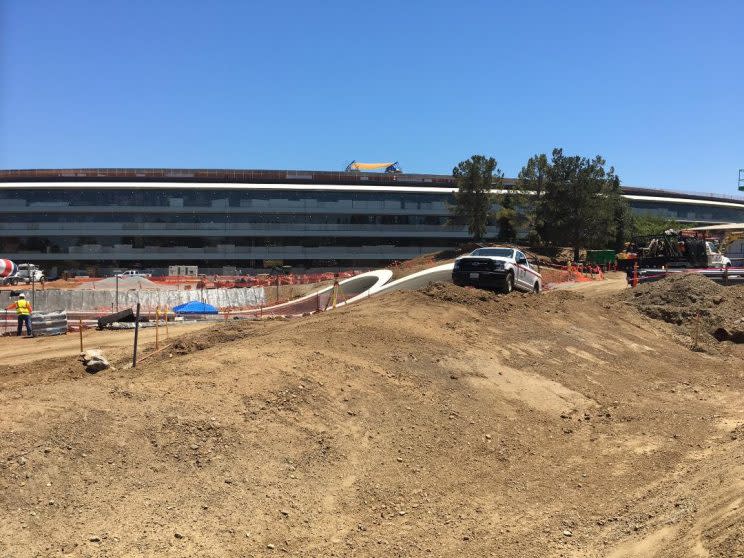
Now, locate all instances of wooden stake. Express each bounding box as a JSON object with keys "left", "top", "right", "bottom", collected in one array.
[
  {"left": 132, "top": 303, "right": 141, "bottom": 368},
  {"left": 155, "top": 307, "right": 160, "bottom": 350},
  {"left": 79, "top": 318, "right": 83, "bottom": 353}
]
